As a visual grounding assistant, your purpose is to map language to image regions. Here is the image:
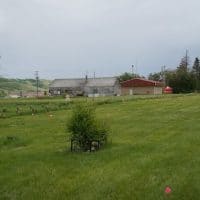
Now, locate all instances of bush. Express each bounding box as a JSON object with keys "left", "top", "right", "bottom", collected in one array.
[
  {"left": 67, "top": 103, "right": 108, "bottom": 151},
  {"left": 0, "top": 90, "right": 6, "bottom": 97}
]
